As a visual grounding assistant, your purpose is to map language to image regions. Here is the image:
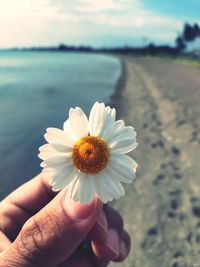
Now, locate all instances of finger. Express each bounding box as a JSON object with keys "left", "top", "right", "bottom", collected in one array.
[
  {"left": 91, "top": 229, "right": 131, "bottom": 263},
  {"left": 58, "top": 249, "right": 92, "bottom": 267},
  {"left": 104, "top": 206, "right": 131, "bottom": 262},
  {"left": 91, "top": 206, "right": 131, "bottom": 263},
  {"left": 3, "top": 172, "right": 54, "bottom": 213},
  {"left": 0, "top": 231, "right": 11, "bottom": 253},
  {"left": 104, "top": 205, "right": 124, "bottom": 236},
  {"left": 122, "top": 231, "right": 131, "bottom": 257},
  {"left": 87, "top": 246, "right": 109, "bottom": 267},
  {"left": 88, "top": 209, "right": 108, "bottom": 242},
  {"left": 1, "top": 189, "right": 102, "bottom": 267},
  {"left": 0, "top": 173, "right": 55, "bottom": 240},
  {"left": 92, "top": 228, "right": 120, "bottom": 261},
  {"left": 115, "top": 231, "right": 131, "bottom": 262},
  {"left": 62, "top": 242, "right": 109, "bottom": 267},
  {"left": 89, "top": 254, "right": 109, "bottom": 267}
]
